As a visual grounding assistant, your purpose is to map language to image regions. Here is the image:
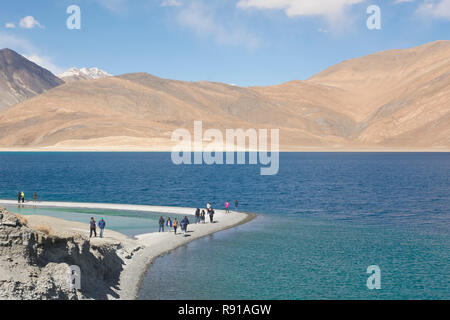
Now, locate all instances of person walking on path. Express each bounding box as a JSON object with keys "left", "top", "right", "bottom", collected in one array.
[
  {"left": 201, "top": 210, "right": 206, "bottom": 223},
  {"left": 98, "top": 218, "right": 106, "bottom": 238},
  {"left": 195, "top": 208, "right": 200, "bottom": 224},
  {"left": 33, "top": 192, "right": 37, "bottom": 203},
  {"left": 159, "top": 216, "right": 165, "bottom": 232},
  {"left": 173, "top": 218, "right": 178, "bottom": 235},
  {"left": 235, "top": 200, "right": 239, "bottom": 210},
  {"left": 225, "top": 201, "right": 230, "bottom": 213},
  {"left": 180, "top": 216, "right": 190, "bottom": 236},
  {"left": 89, "top": 217, "right": 97, "bottom": 238},
  {"left": 21, "top": 191, "right": 25, "bottom": 203},
  {"left": 166, "top": 217, "right": 173, "bottom": 232},
  {"left": 17, "top": 192, "right": 21, "bottom": 204},
  {"left": 208, "top": 208, "right": 215, "bottom": 223}
]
